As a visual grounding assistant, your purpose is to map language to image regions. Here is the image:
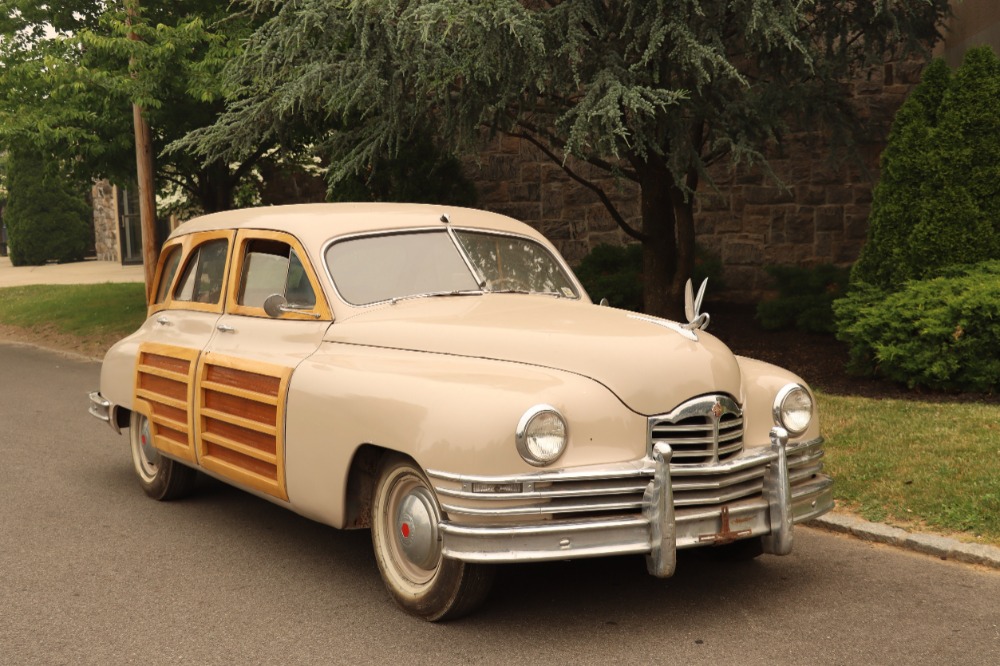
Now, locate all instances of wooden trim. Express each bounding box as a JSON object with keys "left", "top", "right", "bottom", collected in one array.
[
  {"left": 195, "top": 353, "right": 291, "bottom": 501},
  {"left": 133, "top": 343, "right": 200, "bottom": 463},
  {"left": 225, "top": 229, "right": 333, "bottom": 321}
]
